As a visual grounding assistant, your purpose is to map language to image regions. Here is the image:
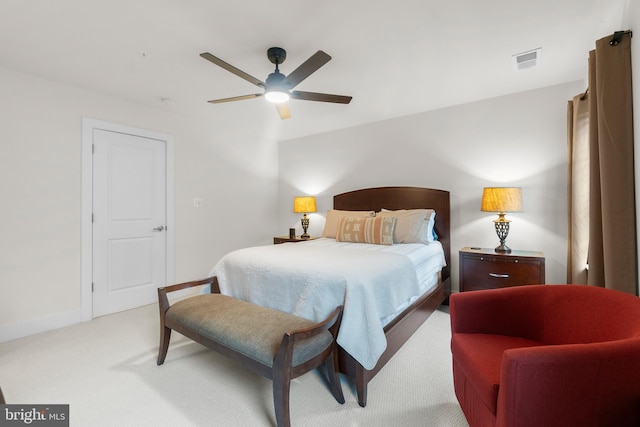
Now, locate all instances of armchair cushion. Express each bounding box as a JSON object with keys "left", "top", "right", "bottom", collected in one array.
[{"left": 452, "top": 334, "right": 544, "bottom": 414}]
